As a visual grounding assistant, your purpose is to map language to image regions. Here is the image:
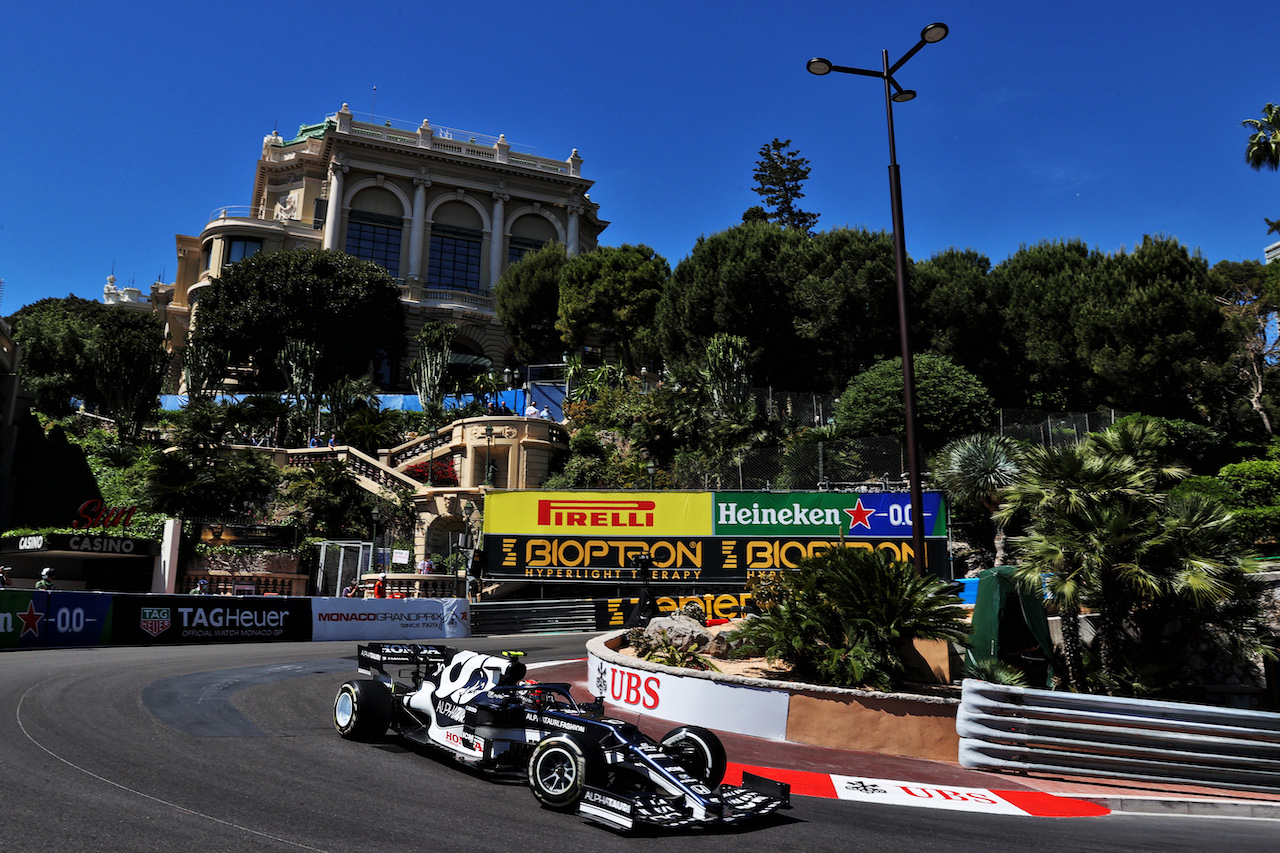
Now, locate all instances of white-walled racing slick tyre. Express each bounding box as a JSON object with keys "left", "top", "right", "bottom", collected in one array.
[
  {"left": 527, "top": 732, "right": 605, "bottom": 809},
  {"left": 333, "top": 679, "right": 393, "bottom": 741},
  {"left": 660, "top": 725, "right": 727, "bottom": 787}
]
